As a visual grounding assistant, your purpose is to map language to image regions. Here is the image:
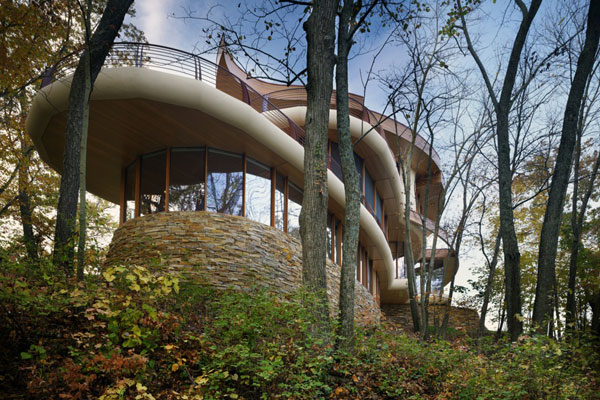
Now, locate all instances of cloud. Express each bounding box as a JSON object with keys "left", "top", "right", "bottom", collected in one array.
[{"left": 133, "top": 0, "right": 184, "bottom": 48}]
